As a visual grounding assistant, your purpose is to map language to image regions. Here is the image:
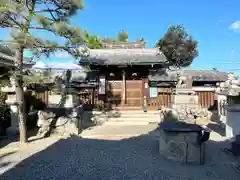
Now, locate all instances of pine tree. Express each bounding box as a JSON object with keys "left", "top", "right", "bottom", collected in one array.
[
  {"left": 155, "top": 25, "right": 198, "bottom": 68},
  {"left": 0, "top": 0, "right": 85, "bottom": 144},
  {"left": 83, "top": 29, "right": 103, "bottom": 49},
  {"left": 117, "top": 29, "right": 128, "bottom": 42}
]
